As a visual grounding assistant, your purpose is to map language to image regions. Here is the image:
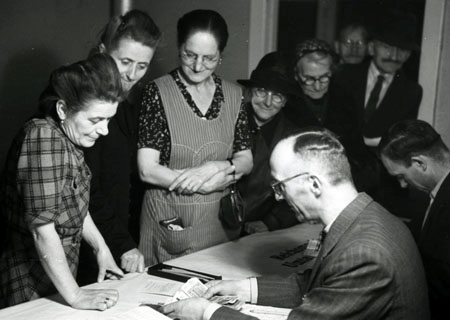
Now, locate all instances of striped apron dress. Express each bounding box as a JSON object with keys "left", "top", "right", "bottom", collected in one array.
[{"left": 139, "top": 74, "right": 242, "bottom": 266}]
